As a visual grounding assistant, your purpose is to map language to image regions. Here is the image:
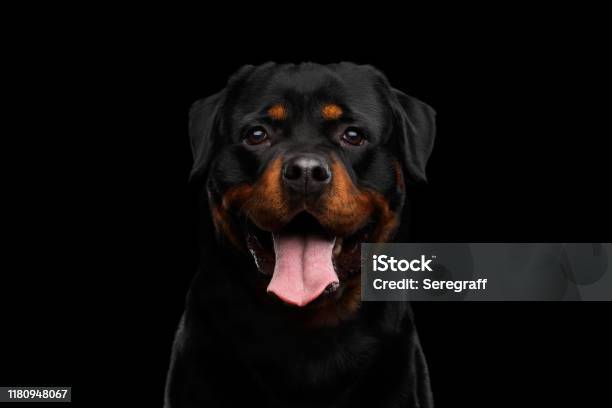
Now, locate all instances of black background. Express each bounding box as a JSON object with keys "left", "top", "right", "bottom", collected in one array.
[{"left": 2, "top": 10, "right": 611, "bottom": 407}]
